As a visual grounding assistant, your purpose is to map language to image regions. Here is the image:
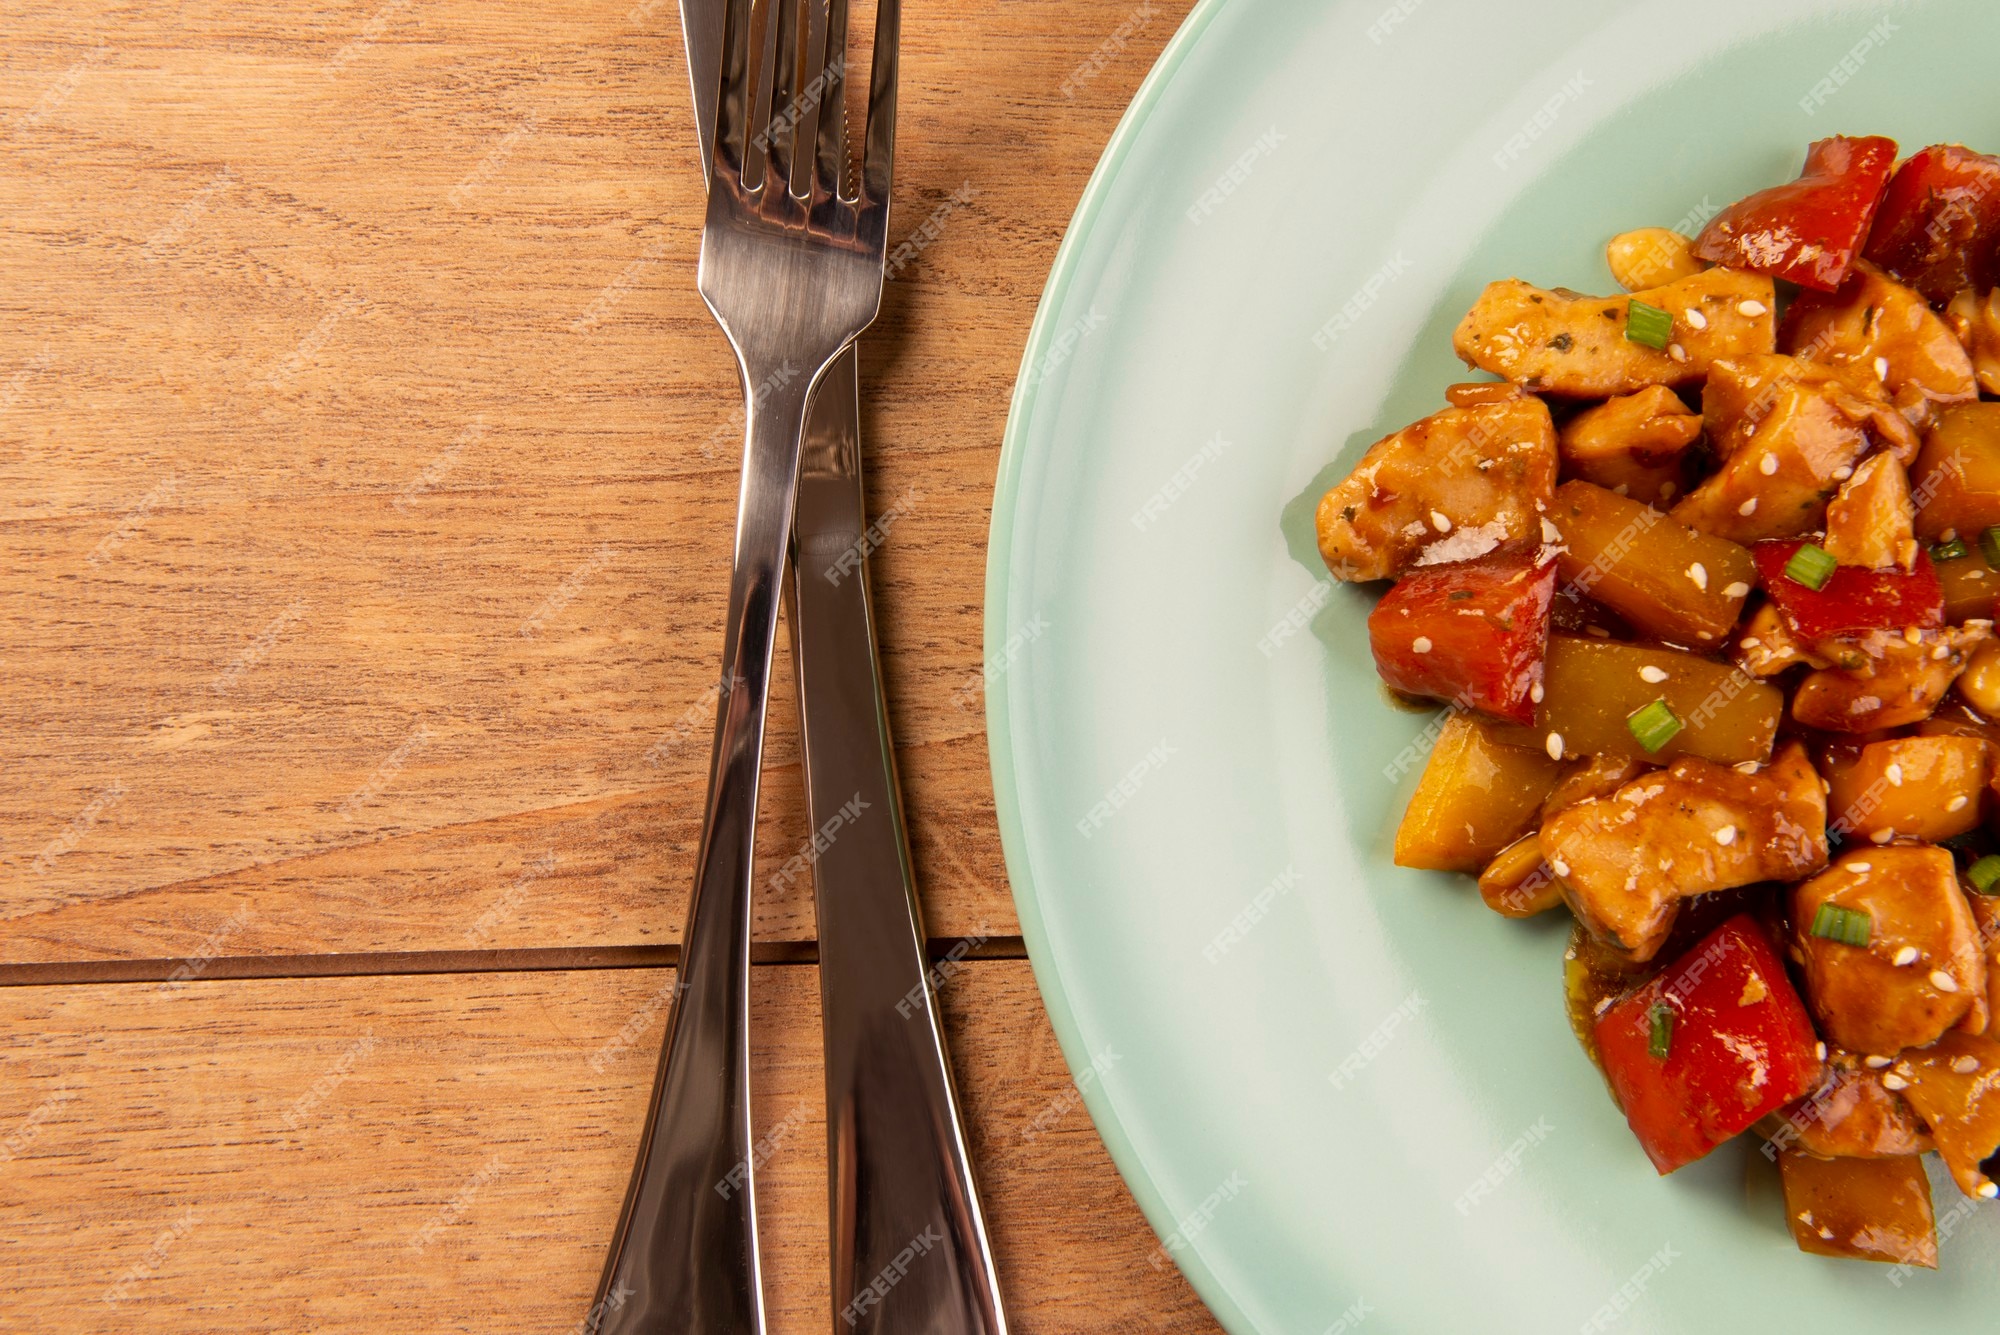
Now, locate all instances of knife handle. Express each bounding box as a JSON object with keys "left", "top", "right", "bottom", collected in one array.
[{"left": 786, "top": 347, "right": 1008, "bottom": 1334}]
